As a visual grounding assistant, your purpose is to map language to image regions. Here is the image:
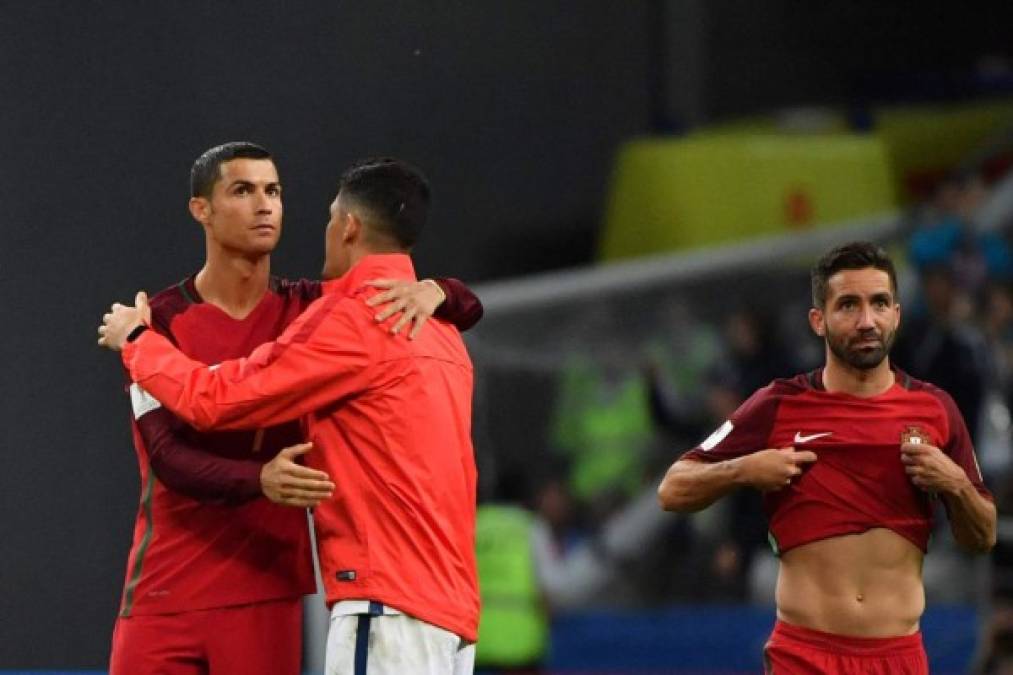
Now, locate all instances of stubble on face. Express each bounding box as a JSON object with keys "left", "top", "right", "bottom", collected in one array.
[
  {"left": 819, "top": 268, "right": 899, "bottom": 371},
  {"left": 824, "top": 322, "right": 896, "bottom": 370}
]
